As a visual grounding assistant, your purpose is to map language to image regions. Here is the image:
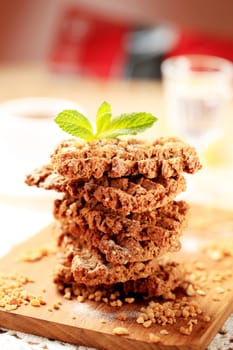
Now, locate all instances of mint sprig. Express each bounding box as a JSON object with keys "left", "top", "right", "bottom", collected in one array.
[{"left": 55, "top": 101, "right": 157, "bottom": 140}]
